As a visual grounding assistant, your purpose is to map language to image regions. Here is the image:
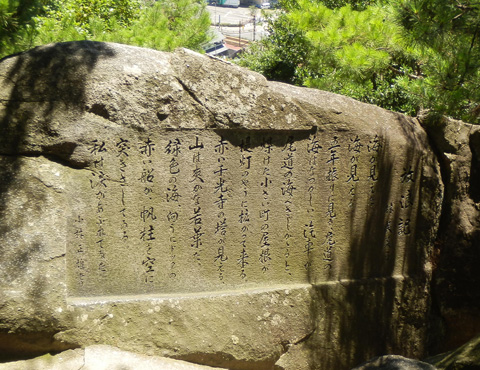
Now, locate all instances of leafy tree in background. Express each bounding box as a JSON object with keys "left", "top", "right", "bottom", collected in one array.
[
  {"left": 240, "top": 0, "right": 480, "bottom": 123},
  {"left": 105, "top": 0, "right": 211, "bottom": 51},
  {"left": 0, "top": 0, "right": 211, "bottom": 58},
  {"left": 239, "top": 10, "right": 310, "bottom": 85},
  {"left": 31, "top": 0, "right": 140, "bottom": 47},
  {"left": 0, "top": 0, "right": 49, "bottom": 56},
  {"left": 395, "top": 0, "right": 480, "bottom": 123},
  {"left": 240, "top": 0, "right": 422, "bottom": 116},
  {"left": 311, "top": 0, "right": 377, "bottom": 10}
]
